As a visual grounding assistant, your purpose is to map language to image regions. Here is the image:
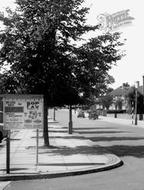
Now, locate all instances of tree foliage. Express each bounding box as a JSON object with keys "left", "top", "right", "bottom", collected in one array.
[
  {"left": 74, "top": 33, "right": 123, "bottom": 100},
  {"left": 99, "top": 88, "right": 114, "bottom": 110},
  {"left": 99, "top": 95, "right": 113, "bottom": 110},
  {"left": 115, "top": 98, "right": 123, "bottom": 110},
  {"left": 126, "top": 87, "right": 144, "bottom": 114},
  {"left": 0, "top": 0, "right": 124, "bottom": 107}
]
